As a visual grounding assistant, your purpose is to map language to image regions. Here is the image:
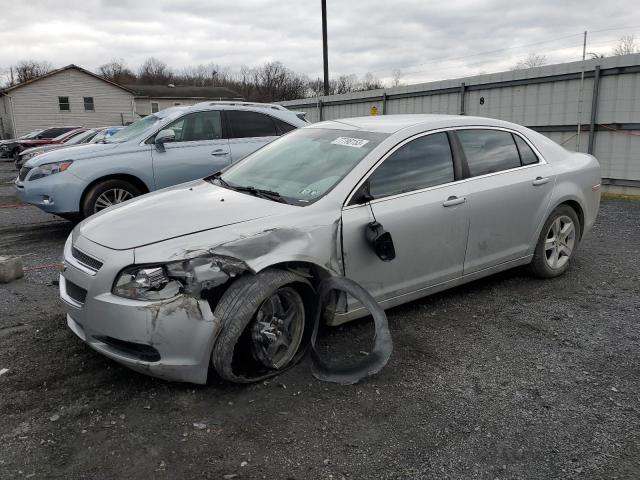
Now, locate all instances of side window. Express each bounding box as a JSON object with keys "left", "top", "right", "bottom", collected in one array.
[
  {"left": 272, "top": 117, "right": 296, "bottom": 135},
  {"left": 58, "top": 96, "right": 70, "bottom": 111},
  {"left": 164, "top": 111, "right": 223, "bottom": 143},
  {"left": 84, "top": 97, "right": 95, "bottom": 111},
  {"left": 513, "top": 134, "right": 539, "bottom": 165},
  {"left": 228, "top": 110, "right": 277, "bottom": 138},
  {"left": 457, "top": 129, "right": 521, "bottom": 177},
  {"left": 368, "top": 132, "right": 455, "bottom": 199}
]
